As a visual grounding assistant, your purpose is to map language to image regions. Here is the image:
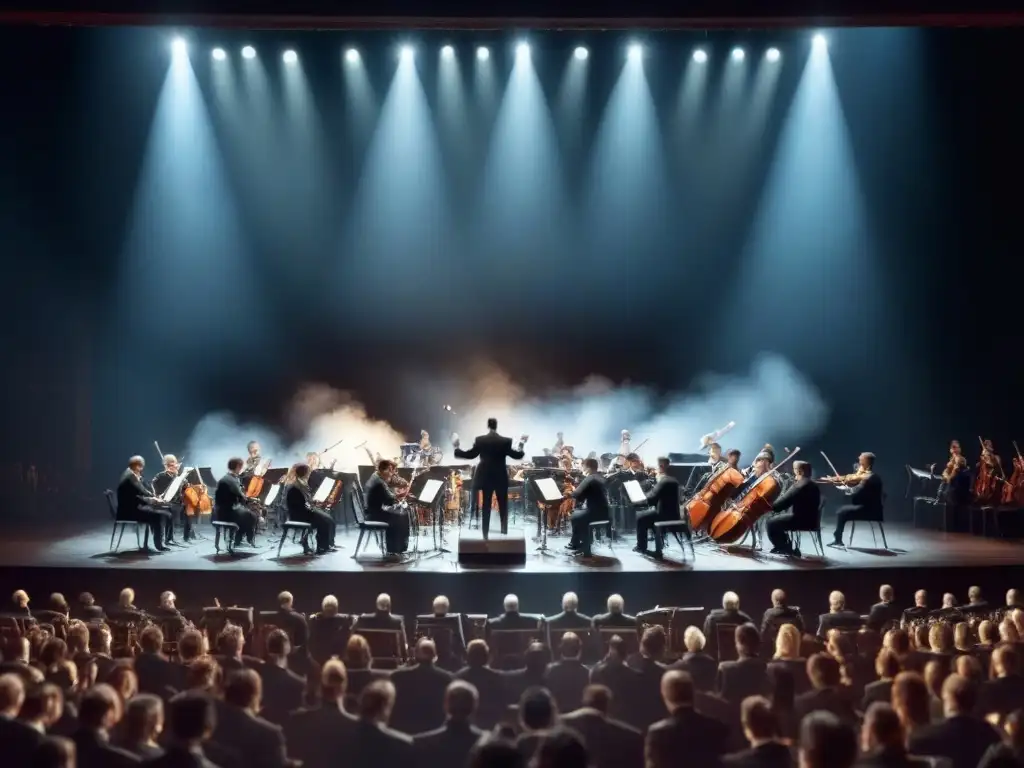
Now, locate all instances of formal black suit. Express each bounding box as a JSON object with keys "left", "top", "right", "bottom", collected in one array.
[
  {"left": 213, "top": 472, "right": 257, "bottom": 545},
  {"left": 259, "top": 663, "right": 305, "bottom": 725},
  {"left": 116, "top": 469, "right": 170, "bottom": 549},
  {"left": 363, "top": 473, "right": 410, "bottom": 554},
  {"left": 151, "top": 469, "right": 188, "bottom": 541},
  {"left": 908, "top": 714, "right": 1001, "bottom": 768},
  {"left": 72, "top": 728, "right": 142, "bottom": 768},
  {"left": 285, "top": 481, "right": 335, "bottom": 552},
  {"left": 817, "top": 609, "right": 864, "bottom": 637},
  {"left": 135, "top": 651, "right": 184, "bottom": 700},
  {"left": 645, "top": 707, "right": 730, "bottom": 768},
  {"left": 1, "top": 716, "right": 46, "bottom": 767},
  {"left": 703, "top": 608, "right": 755, "bottom": 660},
  {"left": 717, "top": 656, "right": 769, "bottom": 704},
  {"left": 211, "top": 702, "right": 287, "bottom": 768},
  {"left": 544, "top": 658, "right": 591, "bottom": 713},
  {"left": 413, "top": 721, "right": 484, "bottom": 768},
  {"left": 832, "top": 471, "right": 884, "bottom": 542},
  {"left": 977, "top": 674, "right": 1024, "bottom": 719},
  {"left": 144, "top": 744, "right": 221, "bottom": 768},
  {"left": 794, "top": 687, "right": 858, "bottom": 726},
  {"left": 854, "top": 748, "right": 932, "bottom": 768},
  {"left": 766, "top": 477, "right": 821, "bottom": 553},
  {"left": 590, "top": 658, "right": 642, "bottom": 725},
  {"left": 455, "top": 664, "right": 510, "bottom": 729},
  {"left": 285, "top": 702, "right": 359, "bottom": 768},
  {"left": 389, "top": 661, "right": 455, "bottom": 735},
  {"left": 862, "top": 679, "right": 894, "bottom": 711},
  {"left": 724, "top": 741, "right": 795, "bottom": 768},
  {"left": 669, "top": 651, "right": 719, "bottom": 692},
  {"left": 339, "top": 719, "right": 415, "bottom": 768},
  {"left": 454, "top": 430, "right": 525, "bottom": 536},
  {"left": 560, "top": 708, "right": 644, "bottom": 768},
  {"left": 634, "top": 474, "right": 683, "bottom": 553},
  {"left": 867, "top": 601, "right": 903, "bottom": 632},
  {"left": 569, "top": 473, "right": 610, "bottom": 555}
]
